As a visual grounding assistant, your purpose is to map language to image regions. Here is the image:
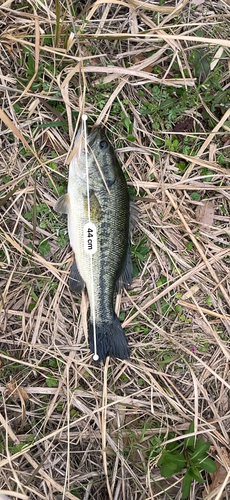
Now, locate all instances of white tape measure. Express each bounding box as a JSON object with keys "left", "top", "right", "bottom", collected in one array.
[{"left": 82, "top": 114, "right": 99, "bottom": 361}]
